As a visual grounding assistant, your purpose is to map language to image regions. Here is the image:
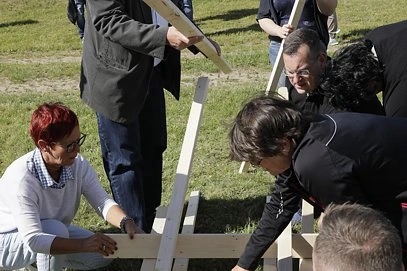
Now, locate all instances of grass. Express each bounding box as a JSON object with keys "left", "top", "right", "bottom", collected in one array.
[{"left": 1, "top": 0, "right": 407, "bottom": 270}]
